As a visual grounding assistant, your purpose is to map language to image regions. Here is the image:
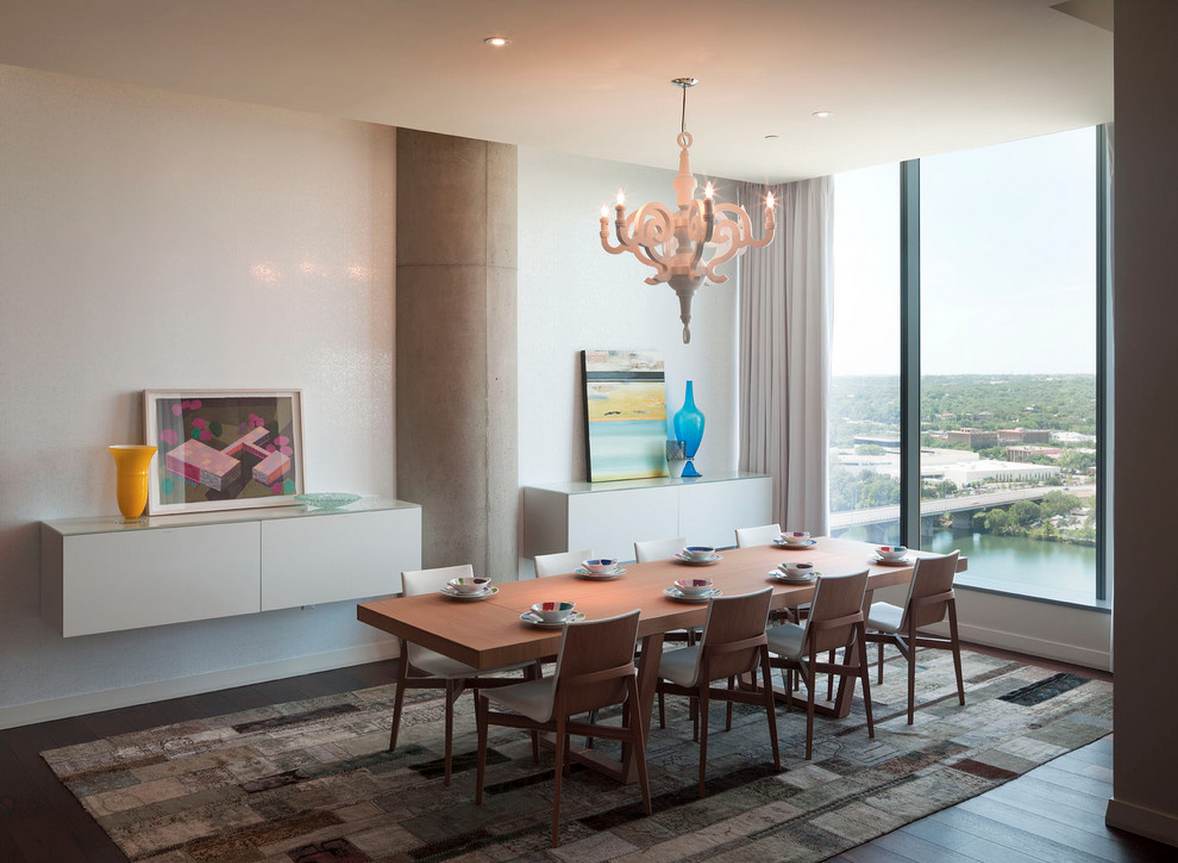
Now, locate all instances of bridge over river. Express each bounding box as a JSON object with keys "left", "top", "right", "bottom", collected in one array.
[{"left": 829, "top": 485, "right": 1094, "bottom": 539}]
